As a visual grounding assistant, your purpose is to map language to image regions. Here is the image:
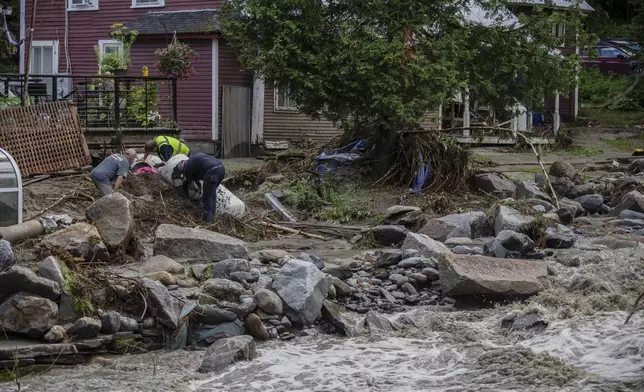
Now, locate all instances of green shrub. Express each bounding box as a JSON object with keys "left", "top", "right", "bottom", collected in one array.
[{"left": 580, "top": 68, "right": 644, "bottom": 110}]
